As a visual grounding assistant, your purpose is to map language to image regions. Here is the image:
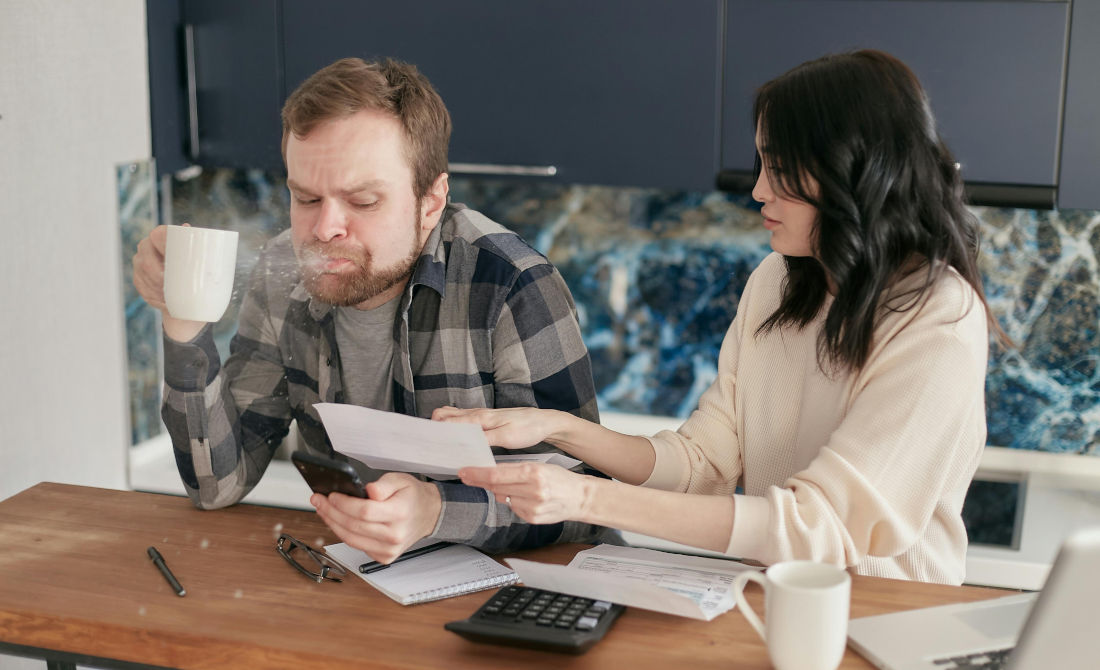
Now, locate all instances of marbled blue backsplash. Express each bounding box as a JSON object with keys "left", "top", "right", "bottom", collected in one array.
[{"left": 119, "top": 165, "right": 1100, "bottom": 459}]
